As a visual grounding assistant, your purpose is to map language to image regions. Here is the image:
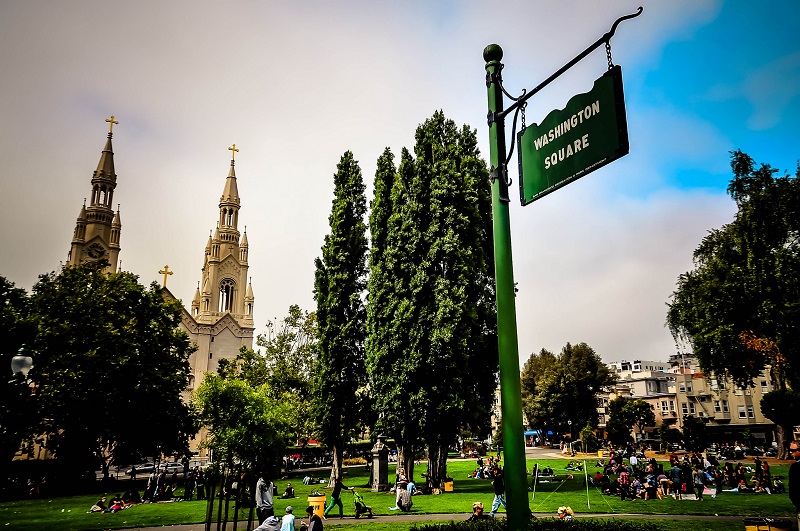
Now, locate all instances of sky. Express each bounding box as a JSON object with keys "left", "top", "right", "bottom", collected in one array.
[{"left": 1, "top": 1, "right": 798, "bottom": 365}]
